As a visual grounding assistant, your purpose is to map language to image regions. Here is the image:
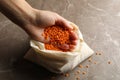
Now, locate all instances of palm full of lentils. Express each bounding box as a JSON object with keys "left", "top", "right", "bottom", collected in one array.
[{"left": 43, "top": 25, "right": 74, "bottom": 52}]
